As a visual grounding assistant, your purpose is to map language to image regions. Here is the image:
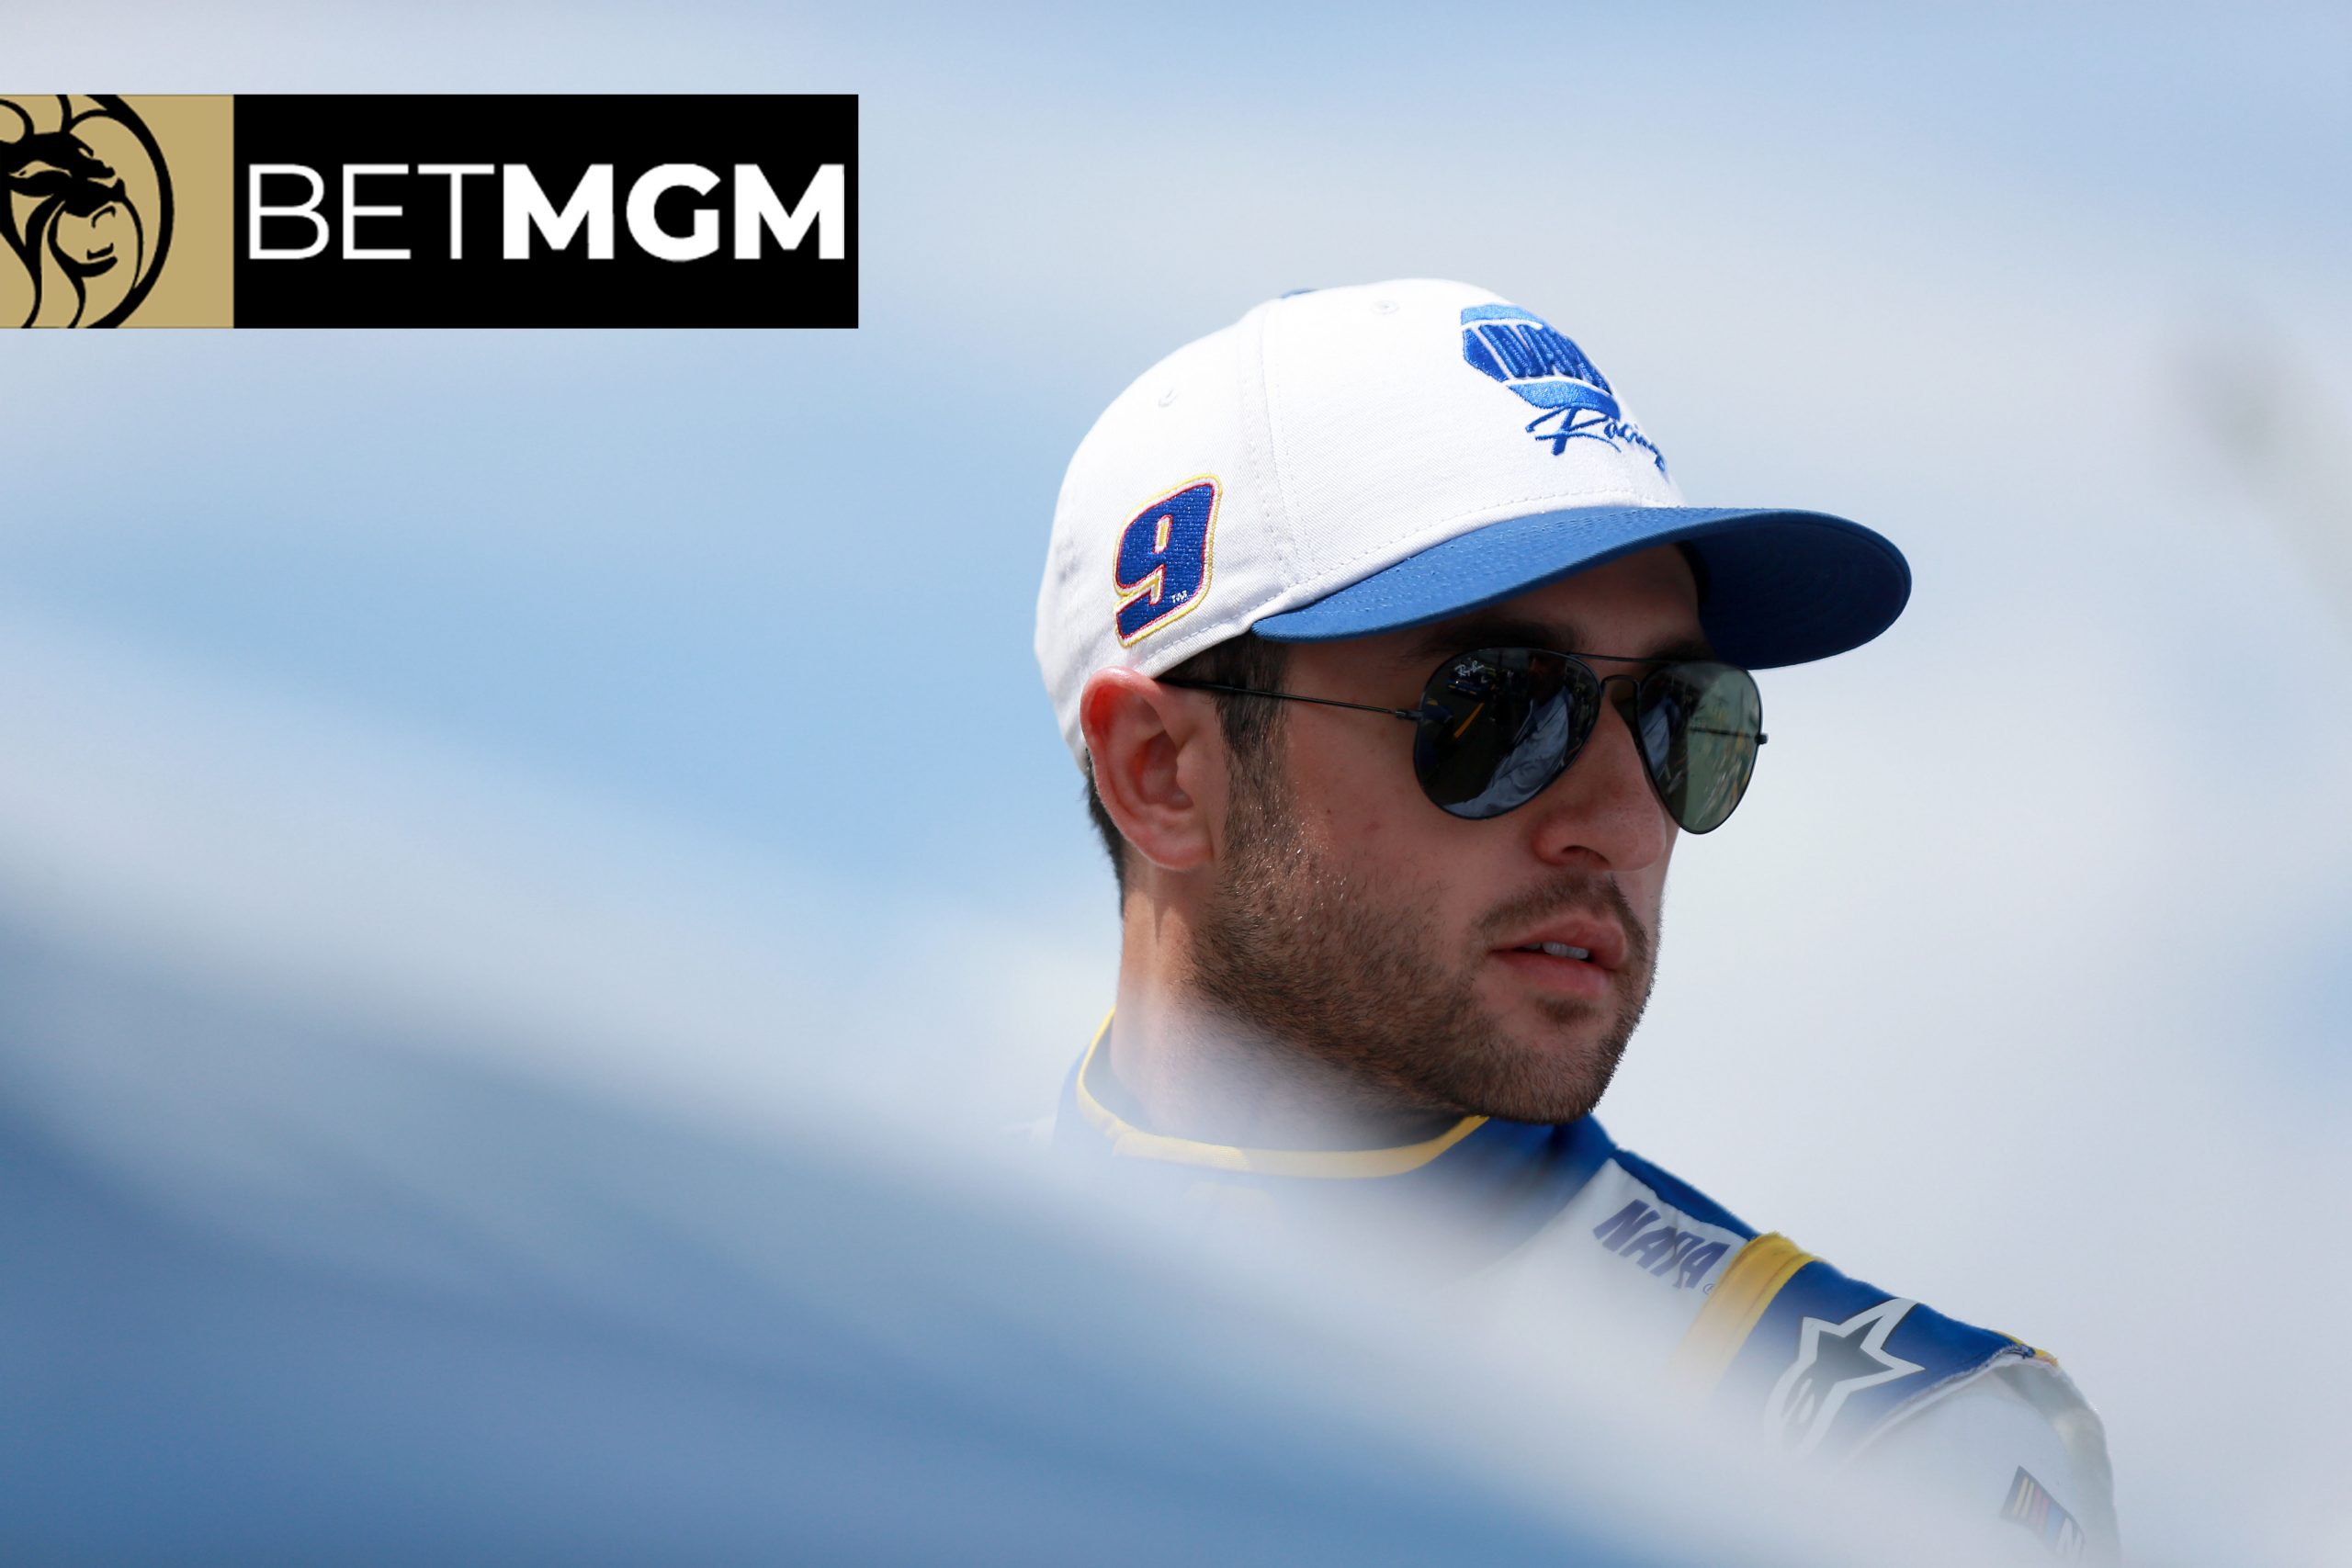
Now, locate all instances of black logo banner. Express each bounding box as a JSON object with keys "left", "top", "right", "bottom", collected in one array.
[{"left": 4, "top": 94, "right": 856, "bottom": 328}]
